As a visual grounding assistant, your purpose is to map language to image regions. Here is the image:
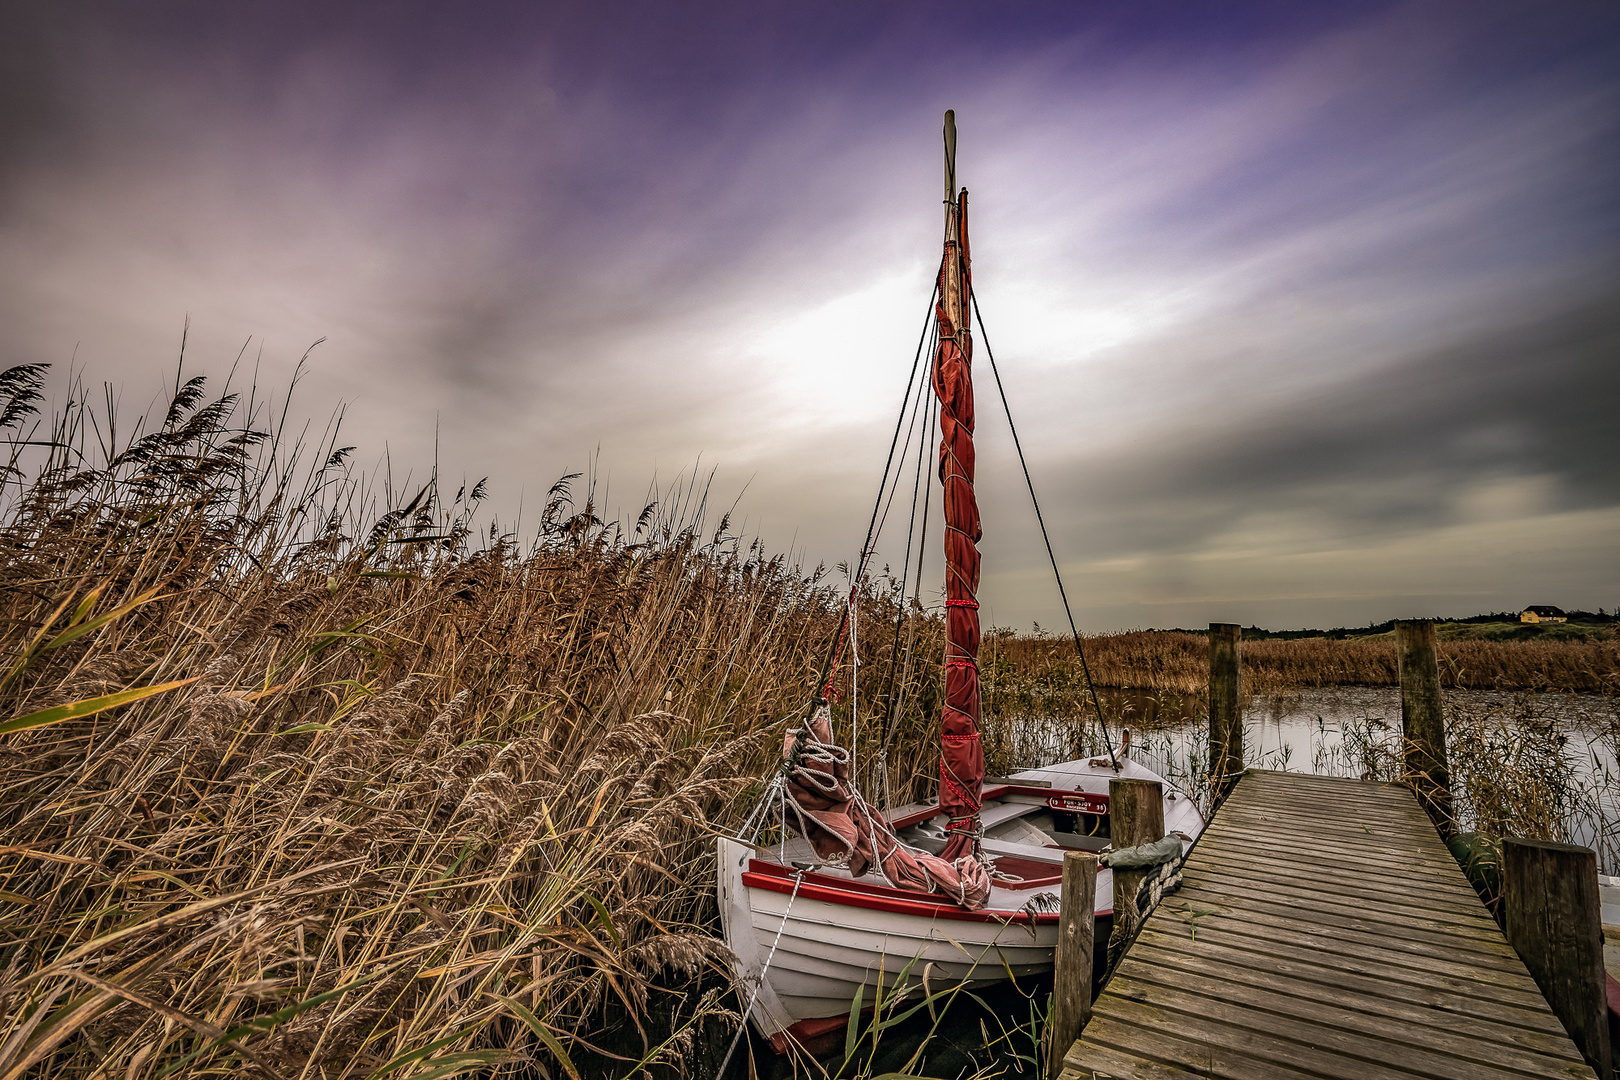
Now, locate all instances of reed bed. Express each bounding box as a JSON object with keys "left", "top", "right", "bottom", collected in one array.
[
  {"left": 0, "top": 364, "right": 945, "bottom": 1080},
  {"left": 988, "top": 630, "right": 1618, "bottom": 697},
  {"left": 1331, "top": 692, "right": 1620, "bottom": 872},
  {"left": 4, "top": 356, "right": 1612, "bottom": 1078}
]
